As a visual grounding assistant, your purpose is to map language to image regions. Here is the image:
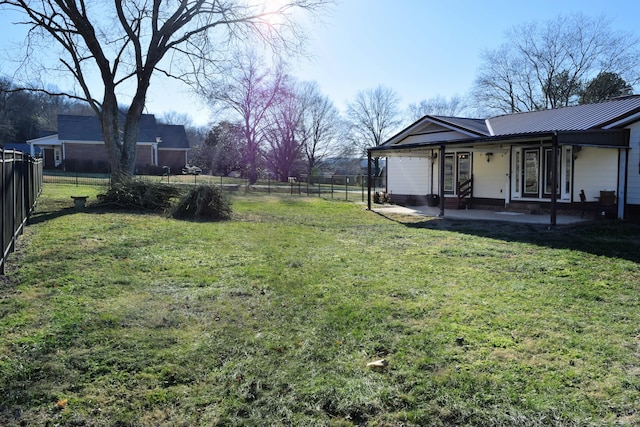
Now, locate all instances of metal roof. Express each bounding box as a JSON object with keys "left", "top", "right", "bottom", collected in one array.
[
  {"left": 373, "top": 96, "right": 640, "bottom": 156},
  {"left": 370, "top": 129, "right": 630, "bottom": 158},
  {"left": 487, "top": 96, "right": 640, "bottom": 135},
  {"left": 430, "top": 116, "right": 490, "bottom": 136}
]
